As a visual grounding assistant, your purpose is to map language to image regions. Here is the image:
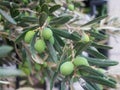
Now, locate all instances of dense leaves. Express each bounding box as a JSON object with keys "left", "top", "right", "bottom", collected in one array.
[{"left": 0, "top": 0, "right": 118, "bottom": 90}]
